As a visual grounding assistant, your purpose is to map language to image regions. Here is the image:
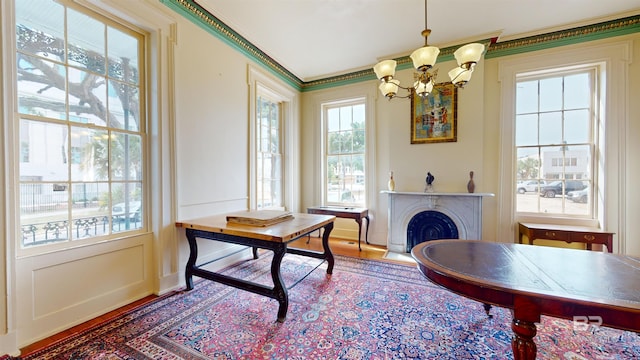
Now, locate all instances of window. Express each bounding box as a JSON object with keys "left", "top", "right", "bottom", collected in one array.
[
  {"left": 515, "top": 69, "right": 595, "bottom": 216},
  {"left": 15, "top": 0, "right": 145, "bottom": 247},
  {"left": 256, "top": 94, "right": 283, "bottom": 210},
  {"left": 323, "top": 99, "right": 366, "bottom": 206}
]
